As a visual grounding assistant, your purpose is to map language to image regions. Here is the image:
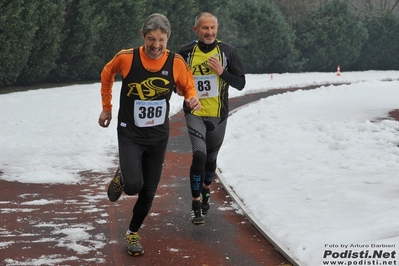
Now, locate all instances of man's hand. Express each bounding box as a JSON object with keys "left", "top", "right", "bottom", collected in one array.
[
  {"left": 98, "top": 111, "right": 112, "bottom": 128},
  {"left": 185, "top": 97, "right": 201, "bottom": 111},
  {"left": 207, "top": 56, "right": 223, "bottom": 75}
]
